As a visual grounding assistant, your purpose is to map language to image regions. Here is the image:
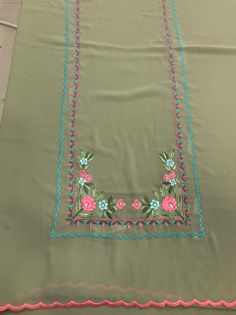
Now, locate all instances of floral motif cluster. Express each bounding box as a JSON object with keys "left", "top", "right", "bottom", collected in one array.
[
  {"left": 72, "top": 150, "right": 126, "bottom": 220},
  {"left": 132, "top": 150, "right": 183, "bottom": 219},
  {"left": 68, "top": 149, "right": 184, "bottom": 224}
]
